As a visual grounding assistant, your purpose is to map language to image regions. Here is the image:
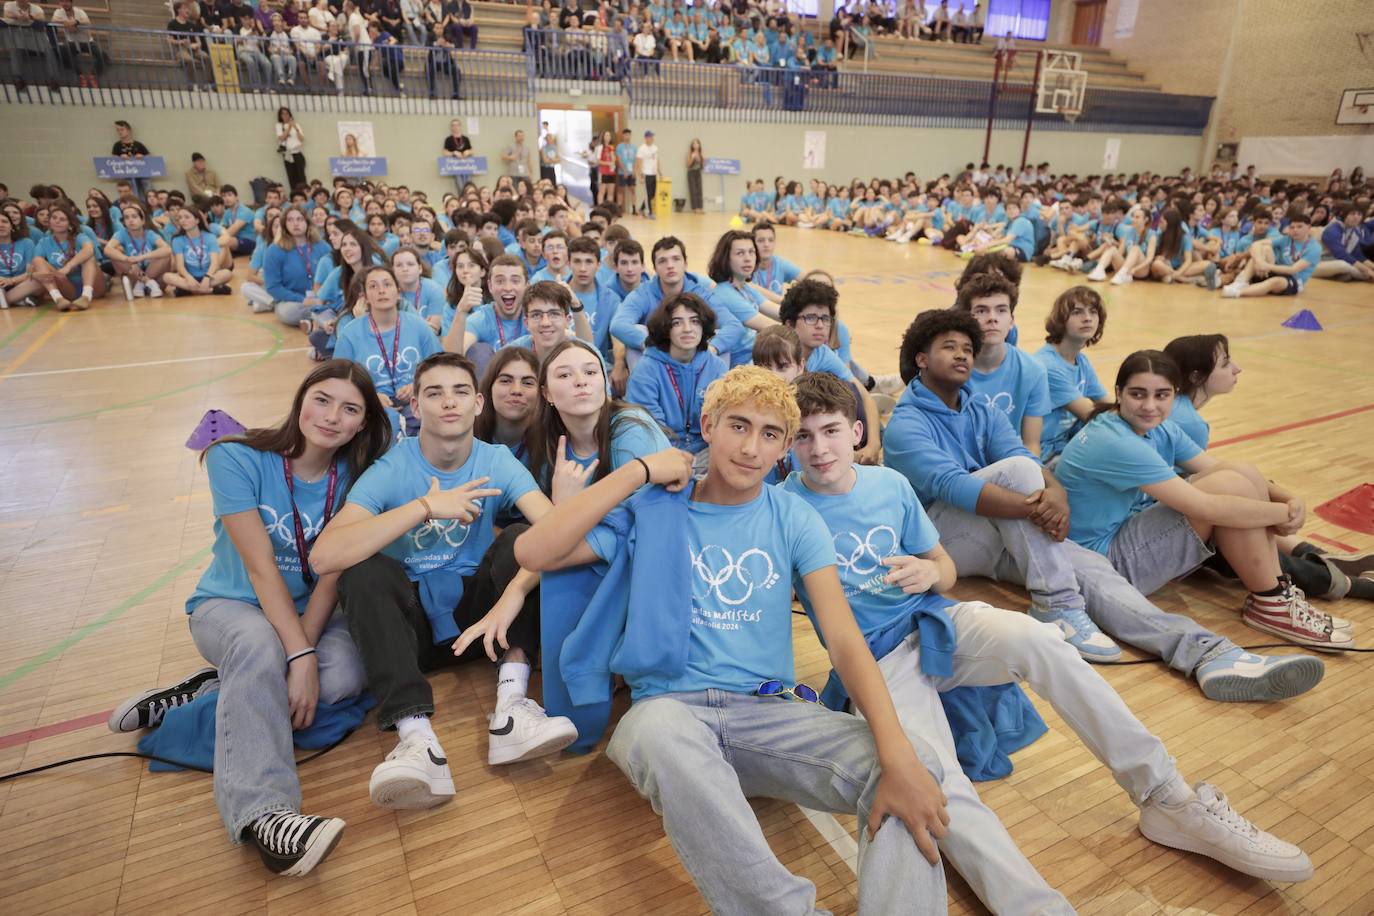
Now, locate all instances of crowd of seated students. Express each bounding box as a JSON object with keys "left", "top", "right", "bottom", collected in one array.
[
  {"left": 736, "top": 160, "right": 1374, "bottom": 298},
  {"left": 11, "top": 151, "right": 1373, "bottom": 910}
]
